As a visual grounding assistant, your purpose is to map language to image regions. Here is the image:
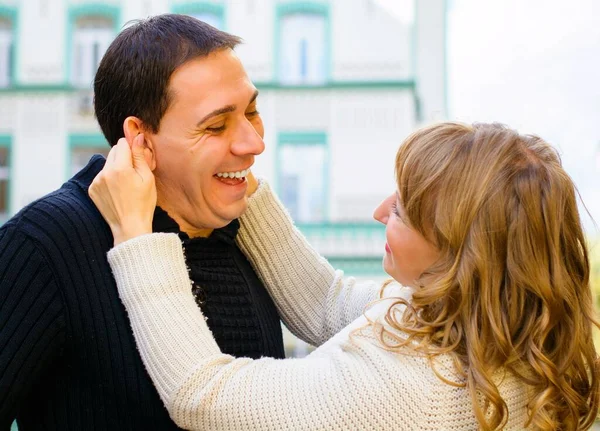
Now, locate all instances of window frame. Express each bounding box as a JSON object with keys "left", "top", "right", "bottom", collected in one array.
[
  {"left": 67, "top": 134, "right": 110, "bottom": 179},
  {"left": 274, "top": 2, "right": 331, "bottom": 86},
  {"left": 0, "top": 135, "right": 11, "bottom": 223},
  {"left": 0, "top": 5, "right": 17, "bottom": 88},
  {"left": 171, "top": 2, "right": 226, "bottom": 30},
  {"left": 66, "top": 4, "right": 120, "bottom": 87},
  {"left": 275, "top": 131, "right": 329, "bottom": 222}
]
